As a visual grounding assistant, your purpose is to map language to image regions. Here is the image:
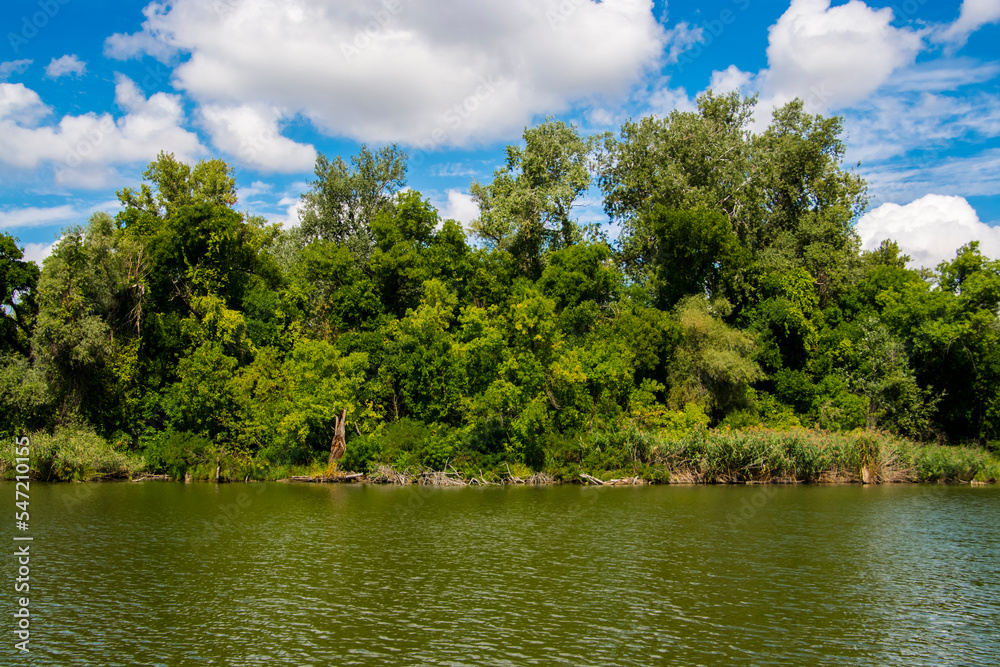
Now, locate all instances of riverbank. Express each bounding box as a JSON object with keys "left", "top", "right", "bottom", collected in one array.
[{"left": 5, "top": 426, "right": 998, "bottom": 485}]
